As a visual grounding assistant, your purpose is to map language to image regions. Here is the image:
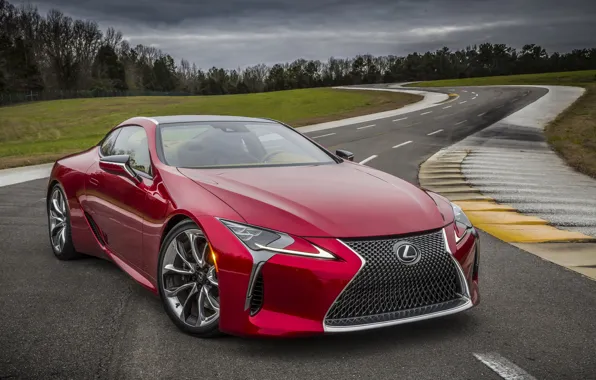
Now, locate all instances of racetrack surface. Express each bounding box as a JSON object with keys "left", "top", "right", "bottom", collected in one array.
[{"left": 1, "top": 85, "right": 595, "bottom": 379}]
